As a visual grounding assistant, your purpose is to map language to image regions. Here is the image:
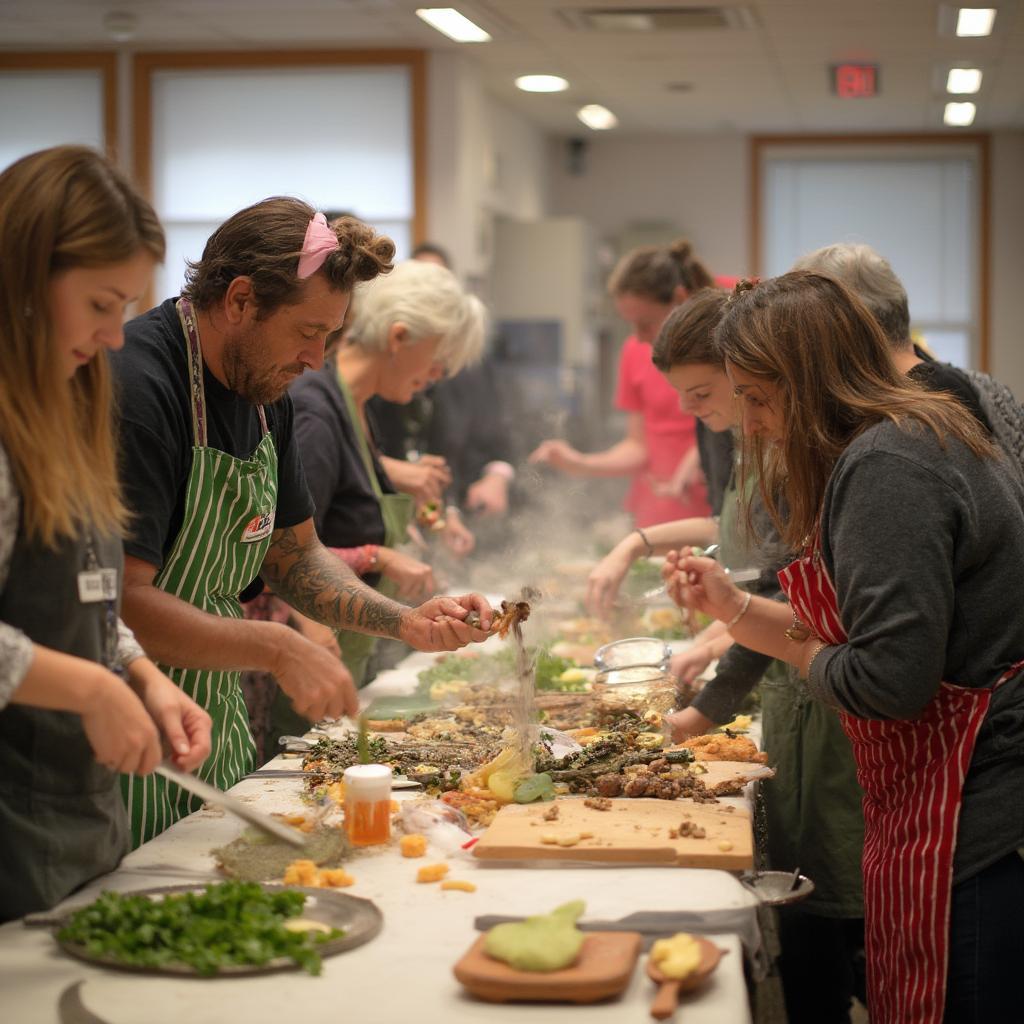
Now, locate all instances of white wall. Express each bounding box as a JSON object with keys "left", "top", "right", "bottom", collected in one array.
[
  {"left": 547, "top": 133, "right": 749, "bottom": 279},
  {"left": 990, "top": 131, "right": 1024, "bottom": 395},
  {"left": 547, "top": 131, "right": 1024, "bottom": 397},
  {"left": 426, "top": 51, "right": 549, "bottom": 285}
]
